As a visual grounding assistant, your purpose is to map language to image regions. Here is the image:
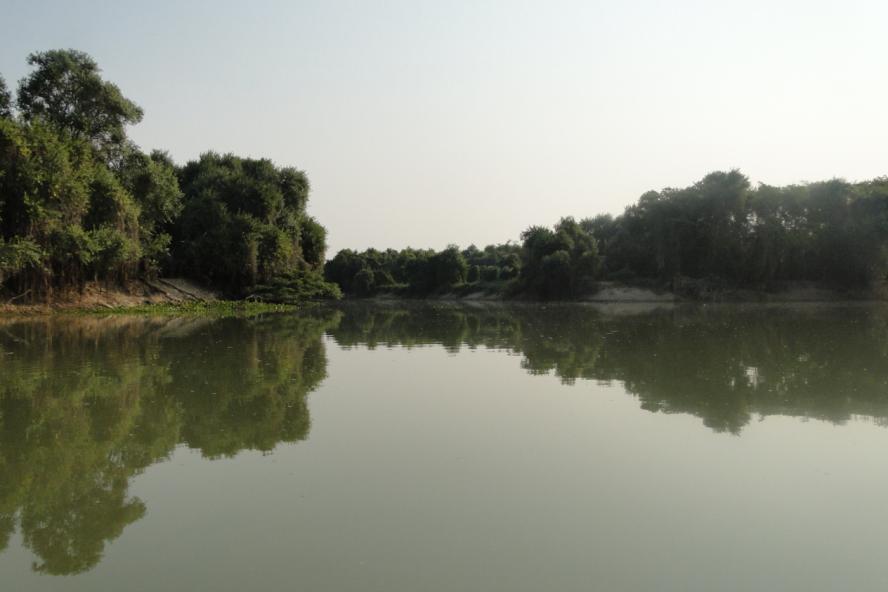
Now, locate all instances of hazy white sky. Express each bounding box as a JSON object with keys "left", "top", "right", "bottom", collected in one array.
[{"left": 2, "top": 0, "right": 887, "bottom": 253}]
